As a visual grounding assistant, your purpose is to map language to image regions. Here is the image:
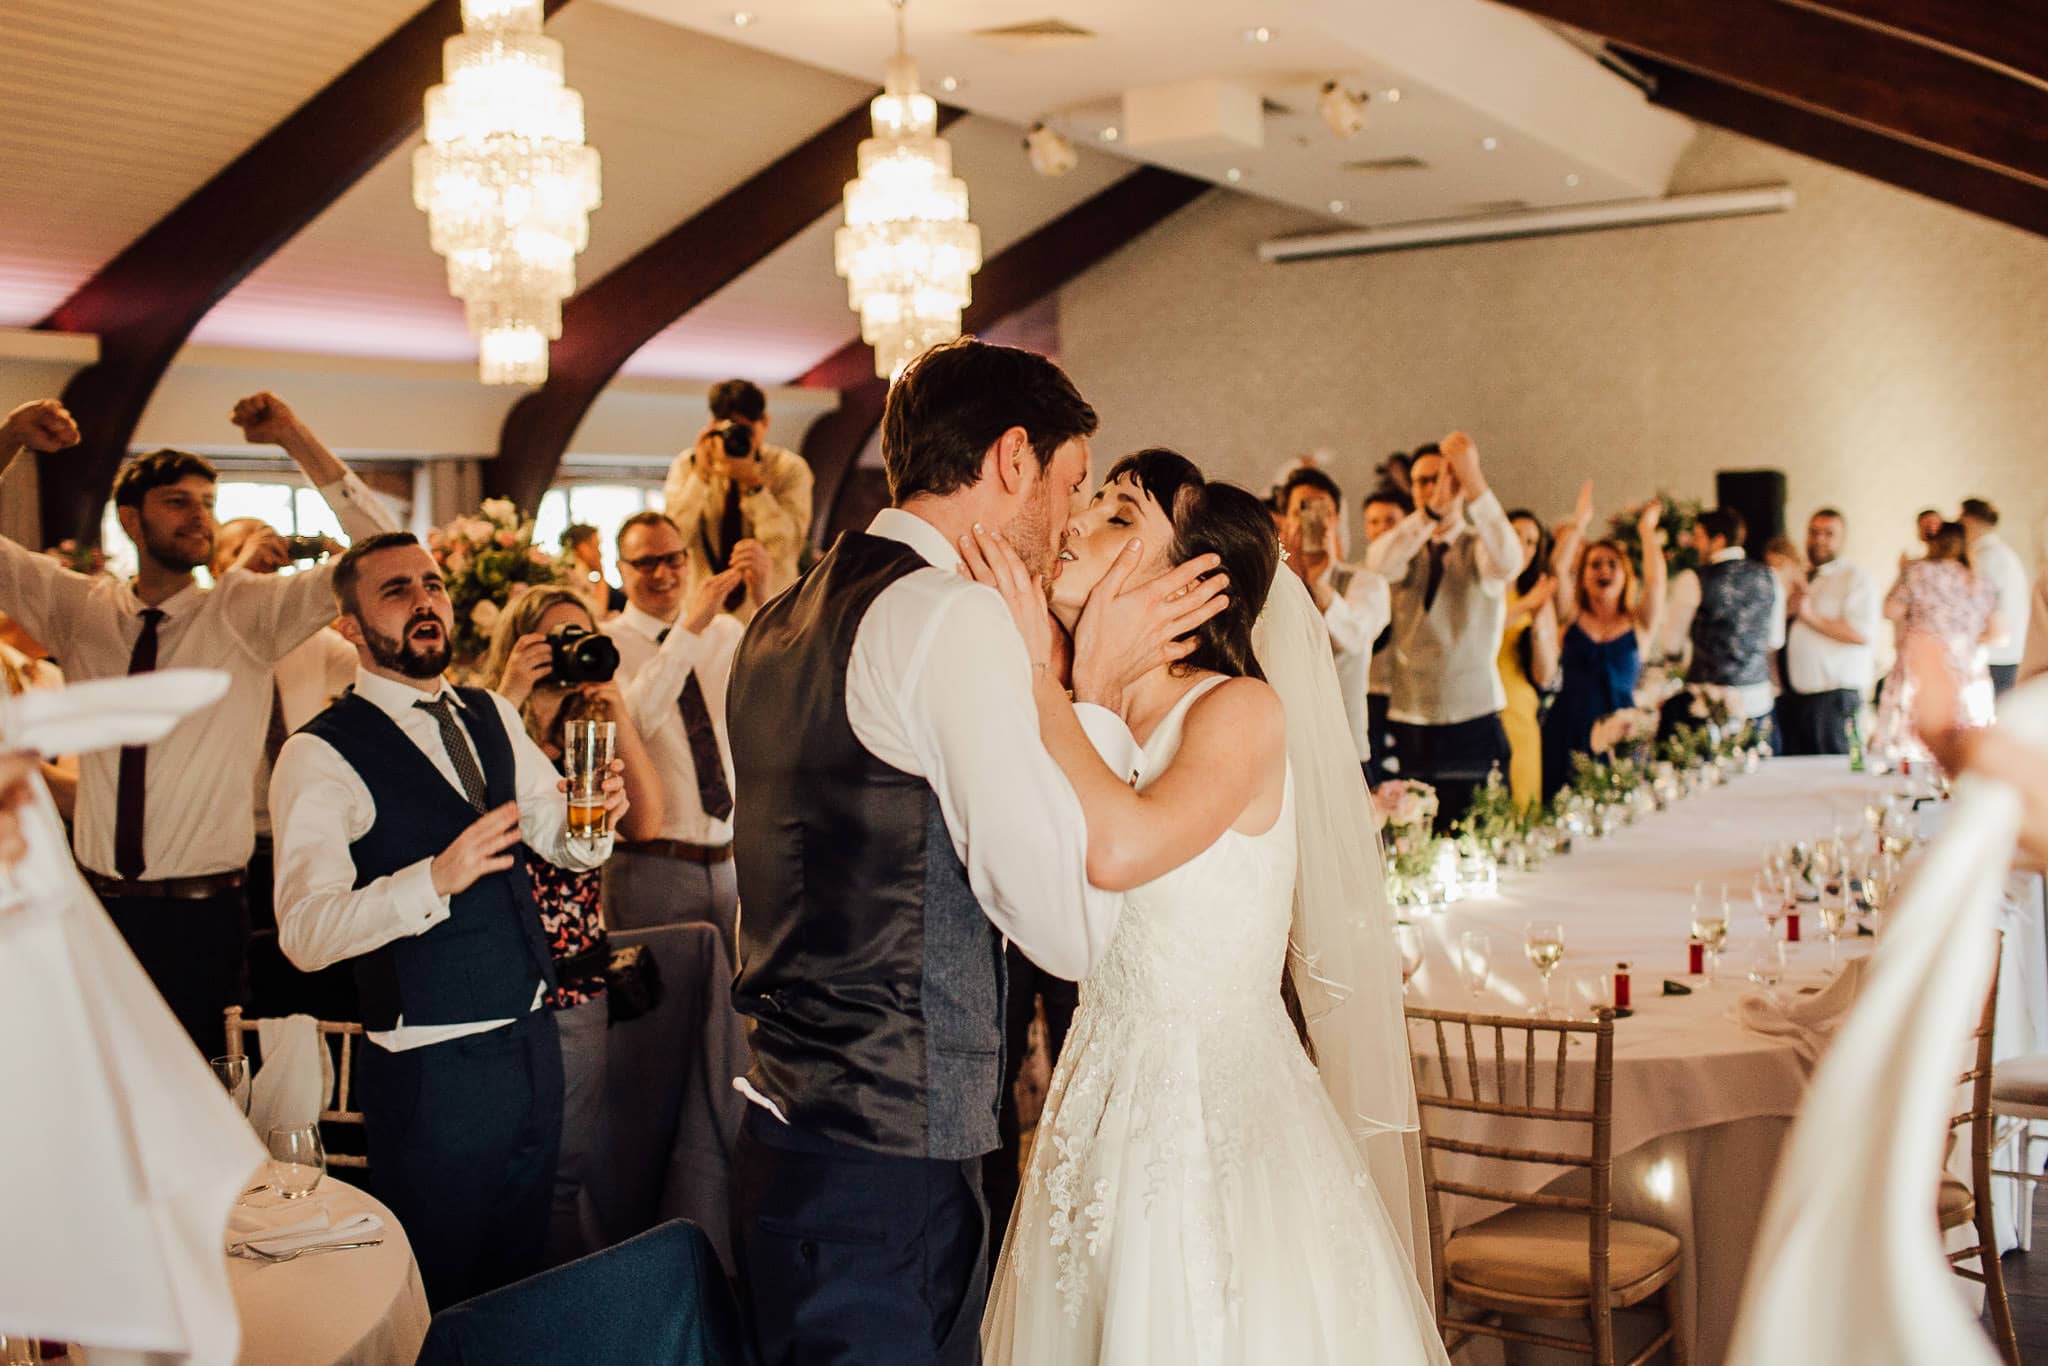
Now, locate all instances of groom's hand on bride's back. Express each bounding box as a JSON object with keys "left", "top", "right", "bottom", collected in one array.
[{"left": 1073, "top": 543, "right": 1228, "bottom": 711}]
